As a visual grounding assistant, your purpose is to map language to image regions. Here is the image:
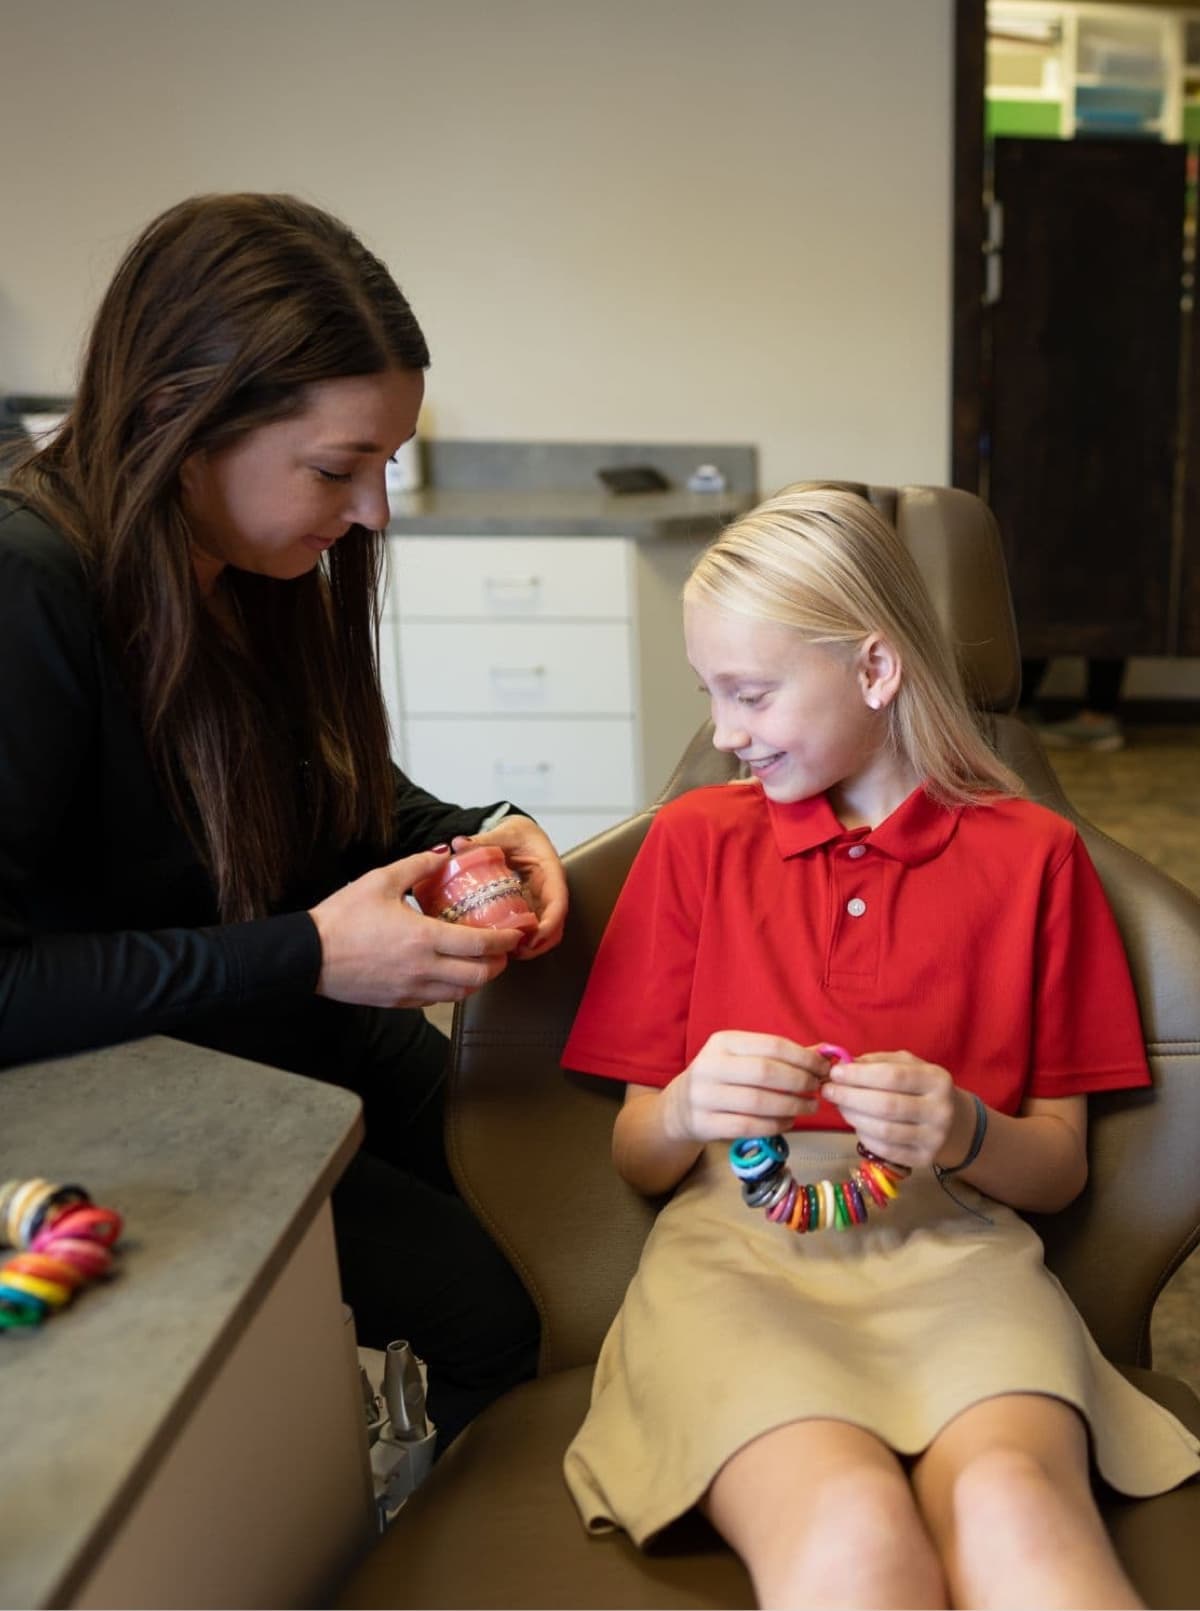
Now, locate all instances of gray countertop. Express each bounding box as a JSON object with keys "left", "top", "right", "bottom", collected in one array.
[
  {"left": 0, "top": 1037, "right": 362, "bottom": 1610},
  {"left": 385, "top": 486, "right": 756, "bottom": 539}
]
